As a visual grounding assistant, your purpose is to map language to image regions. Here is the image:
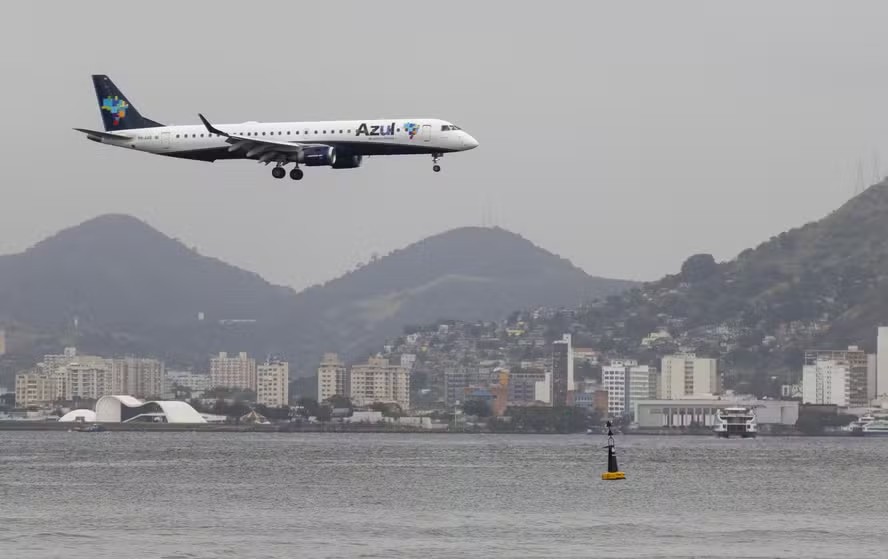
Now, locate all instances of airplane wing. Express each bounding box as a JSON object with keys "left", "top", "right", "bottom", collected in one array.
[{"left": 198, "top": 113, "right": 329, "bottom": 163}]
